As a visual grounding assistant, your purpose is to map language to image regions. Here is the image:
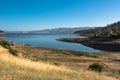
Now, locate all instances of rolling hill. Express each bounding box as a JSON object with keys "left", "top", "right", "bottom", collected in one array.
[{"left": 74, "top": 21, "right": 120, "bottom": 38}]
